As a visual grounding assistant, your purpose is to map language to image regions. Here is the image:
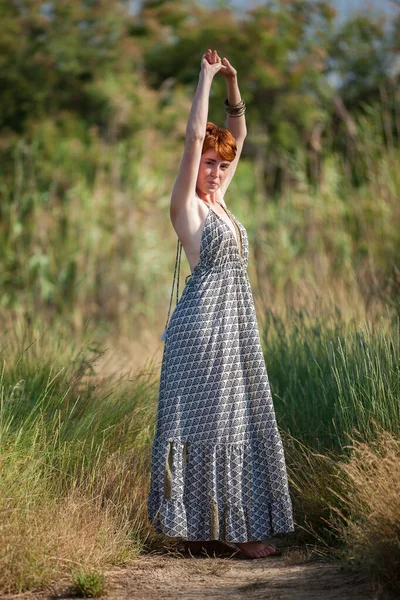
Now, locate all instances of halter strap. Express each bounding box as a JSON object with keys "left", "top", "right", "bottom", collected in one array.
[{"left": 161, "top": 237, "right": 191, "bottom": 340}]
